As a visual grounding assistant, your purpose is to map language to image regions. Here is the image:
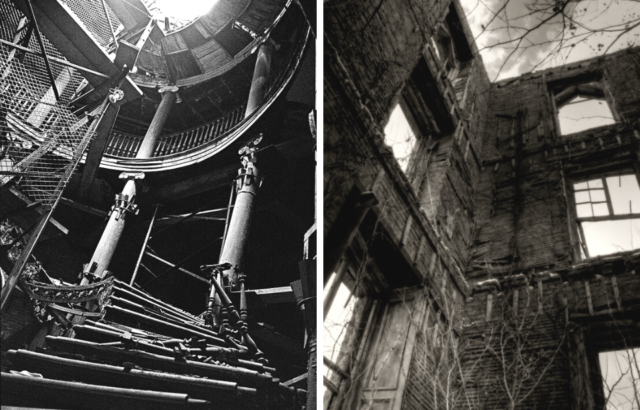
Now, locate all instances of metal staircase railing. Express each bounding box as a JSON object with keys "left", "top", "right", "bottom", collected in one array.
[{"left": 105, "top": 103, "right": 246, "bottom": 158}]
